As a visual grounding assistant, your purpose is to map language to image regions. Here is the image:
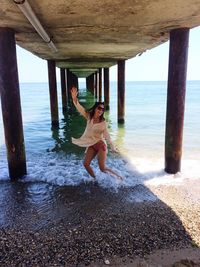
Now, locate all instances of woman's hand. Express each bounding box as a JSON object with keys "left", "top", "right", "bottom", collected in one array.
[
  {"left": 111, "top": 146, "right": 119, "bottom": 153},
  {"left": 71, "top": 86, "right": 78, "bottom": 101}
]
